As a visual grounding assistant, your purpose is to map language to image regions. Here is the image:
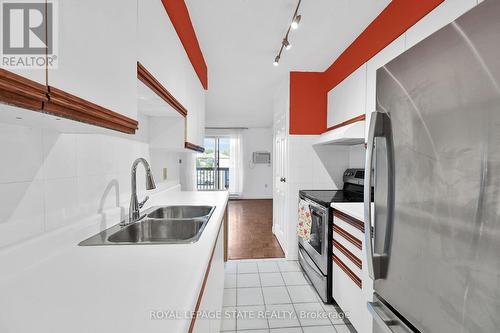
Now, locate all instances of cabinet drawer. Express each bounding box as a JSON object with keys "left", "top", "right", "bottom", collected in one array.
[
  {"left": 332, "top": 255, "right": 366, "bottom": 333},
  {"left": 332, "top": 254, "right": 361, "bottom": 289},
  {"left": 333, "top": 239, "right": 362, "bottom": 270},
  {"left": 332, "top": 224, "right": 362, "bottom": 251},
  {"left": 333, "top": 211, "right": 364, "bottom": 239}
]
